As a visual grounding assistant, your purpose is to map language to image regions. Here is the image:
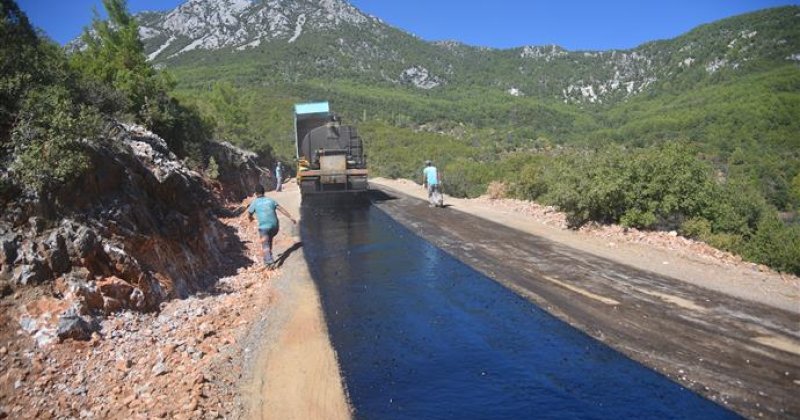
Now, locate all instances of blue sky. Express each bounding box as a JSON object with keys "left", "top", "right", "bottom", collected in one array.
[{"left": 17, "top": 0, "right": 799, "bottom": 50}]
